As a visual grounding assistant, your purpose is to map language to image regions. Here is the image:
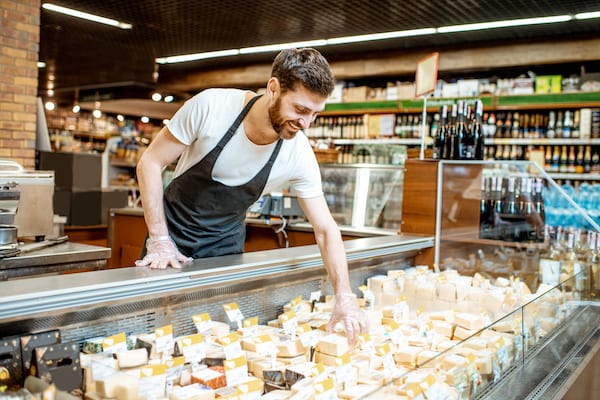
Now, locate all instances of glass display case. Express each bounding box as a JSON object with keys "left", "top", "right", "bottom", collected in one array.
[
  {"left": 320, "top": 163, "right": 404, "bottom": 230},
  {"left": 361, "top": 160, "right": 600, "bottom": 400}
]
